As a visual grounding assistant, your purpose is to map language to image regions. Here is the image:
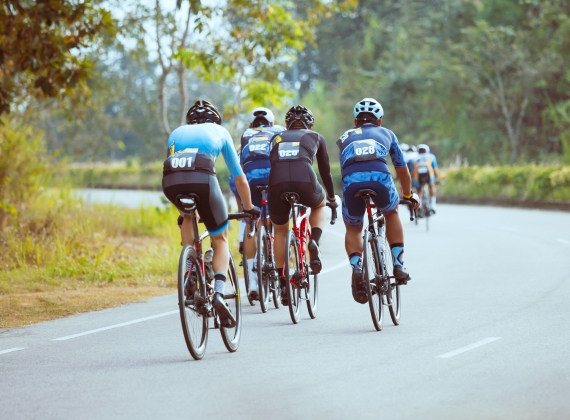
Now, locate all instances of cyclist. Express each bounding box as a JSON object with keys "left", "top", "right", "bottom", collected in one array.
[
  {"left": 239, "top": 107, "right": 285, "bottom": 300},
  {"left": 268, "top": 105, "right": 337, "bottom": 304},
  {"left": 409, "top": 143, "right": 439, "bottom": 214},
  {"left": 162, "top": 100, "right": 260, "bottom": 327},
  {"left": 337, "top": 98, "right": 419, "bottom": 304}
]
